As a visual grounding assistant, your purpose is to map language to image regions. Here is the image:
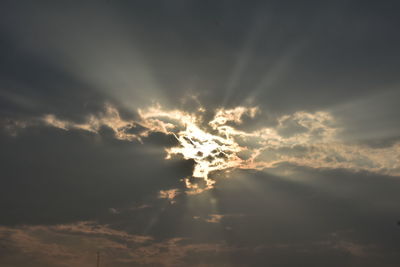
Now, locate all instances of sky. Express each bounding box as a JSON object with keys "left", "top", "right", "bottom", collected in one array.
[{"left": 1, "top": 1, "right": 400, "bottom": 266}]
